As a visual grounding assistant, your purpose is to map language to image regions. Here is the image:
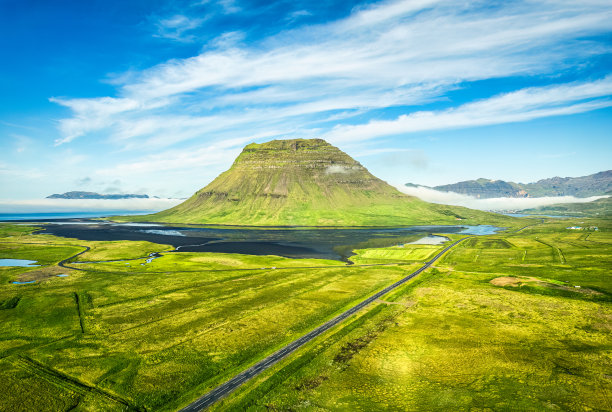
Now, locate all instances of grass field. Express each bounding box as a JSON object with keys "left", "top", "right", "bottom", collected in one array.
[
  {"left": 1, "top": 218, "right": 610, "bottom": 411},
  {"left": 0, "top": 224, "right": 426, "bottom": 411},
  {"left": 211, "top": 218, "right": 612, "bottom": 411}
]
